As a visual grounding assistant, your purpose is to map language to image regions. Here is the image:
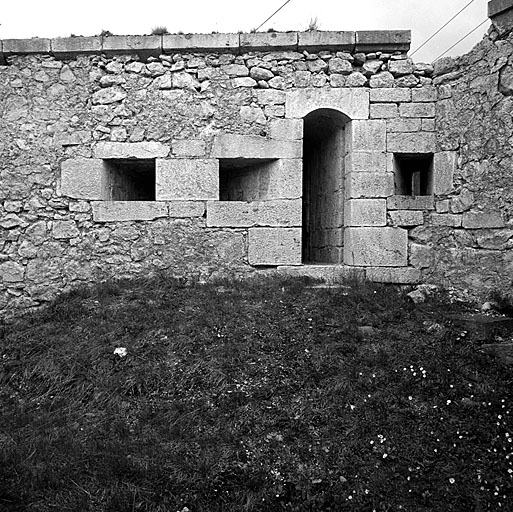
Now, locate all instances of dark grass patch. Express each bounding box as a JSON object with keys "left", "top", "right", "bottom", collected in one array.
[{"left": 0, "top": 276, "right": 512, "bottom": 511}]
